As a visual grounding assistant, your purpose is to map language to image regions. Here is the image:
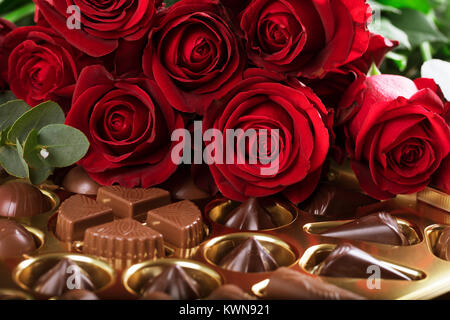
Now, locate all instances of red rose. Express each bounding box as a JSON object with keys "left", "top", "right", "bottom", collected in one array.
[
  {"left": 0, "top": 18, "right": 15, "bottom": 90},
  {"left": 240, "top": 0, "right": 372, "bottom": 78},
  {"left": 3, "top": 26, "right": 87, "bottom": 110},
  {"left": 143, "top": 0, "right": 245, "bottom": 115},
  {"left": 338, "top": 75, "right": 450, "bottom": 199},
  {"left": 433, "top": 156, "right": 450, "bottom": 194},
  {"left": 203, "top": 69, "right": 332, "bottom": 204},
  {"left": 34, "top": 0, "right": 157, "bottom": 57},
  {"left": 66, "top": 65, "right": 184, "bottom": 187}
]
